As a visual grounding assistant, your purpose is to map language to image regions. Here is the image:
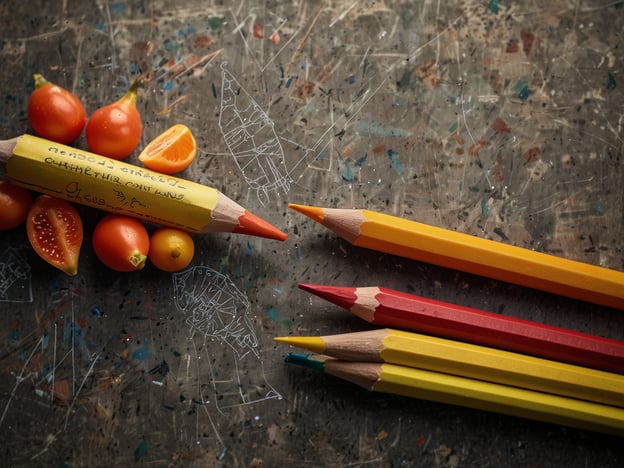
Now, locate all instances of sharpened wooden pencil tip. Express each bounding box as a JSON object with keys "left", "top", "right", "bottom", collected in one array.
[
  {"left": 298, "top": 284, "right": 357, "bottom": 311},
  {"left": 274, "top": 336, "right": 327, "bottom": 354},
  {"left": 288, "top": 204, "right": 325, "bottom": 224}
]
